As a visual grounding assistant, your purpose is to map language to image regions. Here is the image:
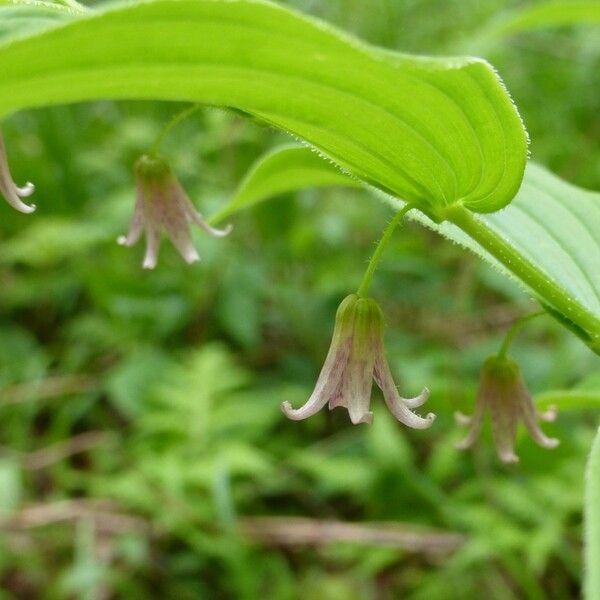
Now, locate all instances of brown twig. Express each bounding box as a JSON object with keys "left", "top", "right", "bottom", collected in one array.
[
  {"left": 238, "top": 516, "right": 464, "bottom": 555},
  {"left": 0, "top": 375, "right": 98, "bottom": 407}
]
